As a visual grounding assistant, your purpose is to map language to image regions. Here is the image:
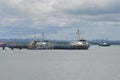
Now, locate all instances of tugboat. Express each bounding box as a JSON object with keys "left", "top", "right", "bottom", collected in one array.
[{"left": 54, "top": 29, "right": 90, "bottom": 50}]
